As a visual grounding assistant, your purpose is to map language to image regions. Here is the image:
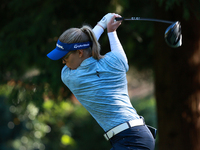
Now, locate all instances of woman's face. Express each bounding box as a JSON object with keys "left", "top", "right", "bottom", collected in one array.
[{"left": 62, "top": 50, "right": 83, "bottom": 70}]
